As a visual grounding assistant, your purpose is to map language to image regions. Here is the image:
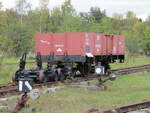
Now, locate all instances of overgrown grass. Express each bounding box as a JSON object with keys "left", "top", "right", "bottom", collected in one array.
[
  {"left": 2, "top": 57, "right": 35, "bottom": 65},
  {"left": 16, "top": 73, "right": 150, "bottom": 113},
  {"left": 0, "top": 65, "right": 17, "bottom": 84},
  {"left": 111, "top": 55, "right": 150, "bottom": 69}
]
